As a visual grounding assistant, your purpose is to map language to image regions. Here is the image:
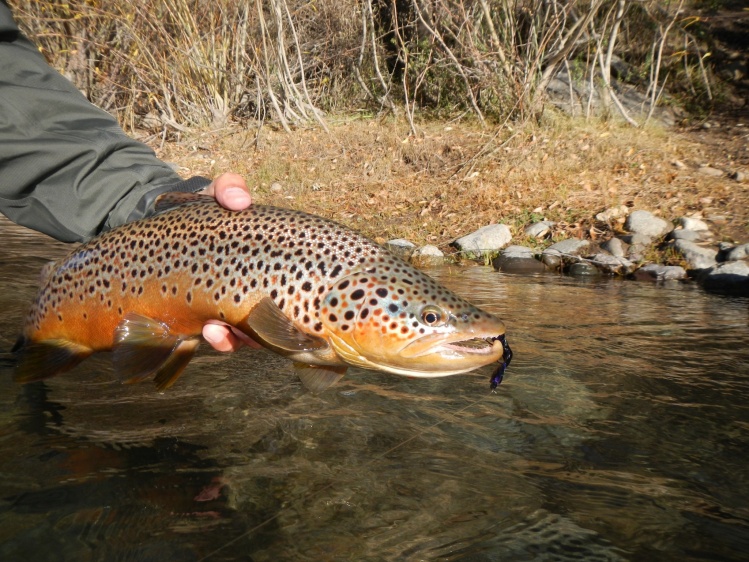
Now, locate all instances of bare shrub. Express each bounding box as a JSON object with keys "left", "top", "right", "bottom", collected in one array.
[{"left": 9, "top": 0, "right": 715, "bottom": 131}]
